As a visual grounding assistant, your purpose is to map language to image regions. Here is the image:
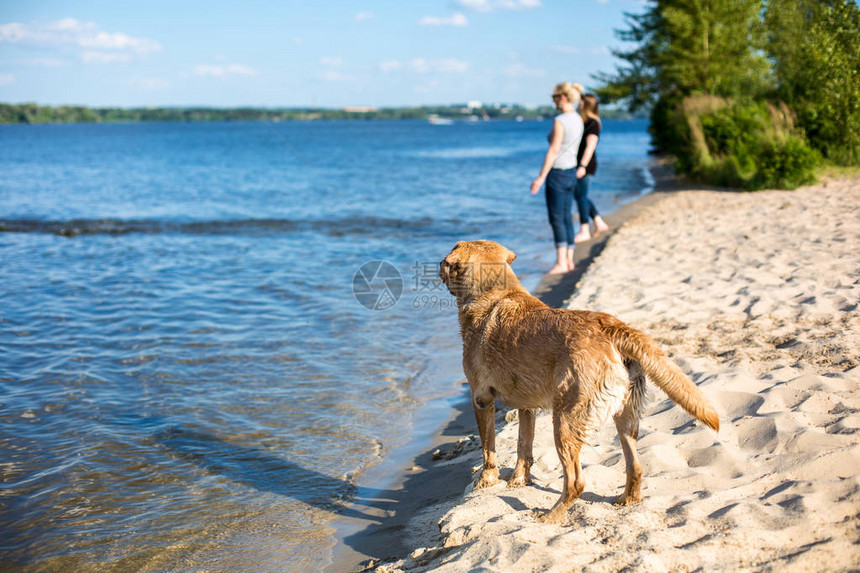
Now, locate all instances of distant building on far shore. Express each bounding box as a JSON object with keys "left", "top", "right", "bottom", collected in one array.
[
  {"left": 343, "top": 106, "right": 377, "bottom": 113},
  {"left": 466, "top": 101, "right": 483, "bottom": 110}
]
